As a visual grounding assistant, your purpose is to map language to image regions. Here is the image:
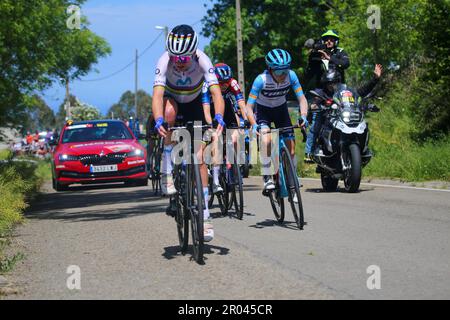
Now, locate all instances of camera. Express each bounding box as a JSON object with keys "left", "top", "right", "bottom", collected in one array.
[{"left": 304, "top": 38, "right": 327, "bottom": 51}]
